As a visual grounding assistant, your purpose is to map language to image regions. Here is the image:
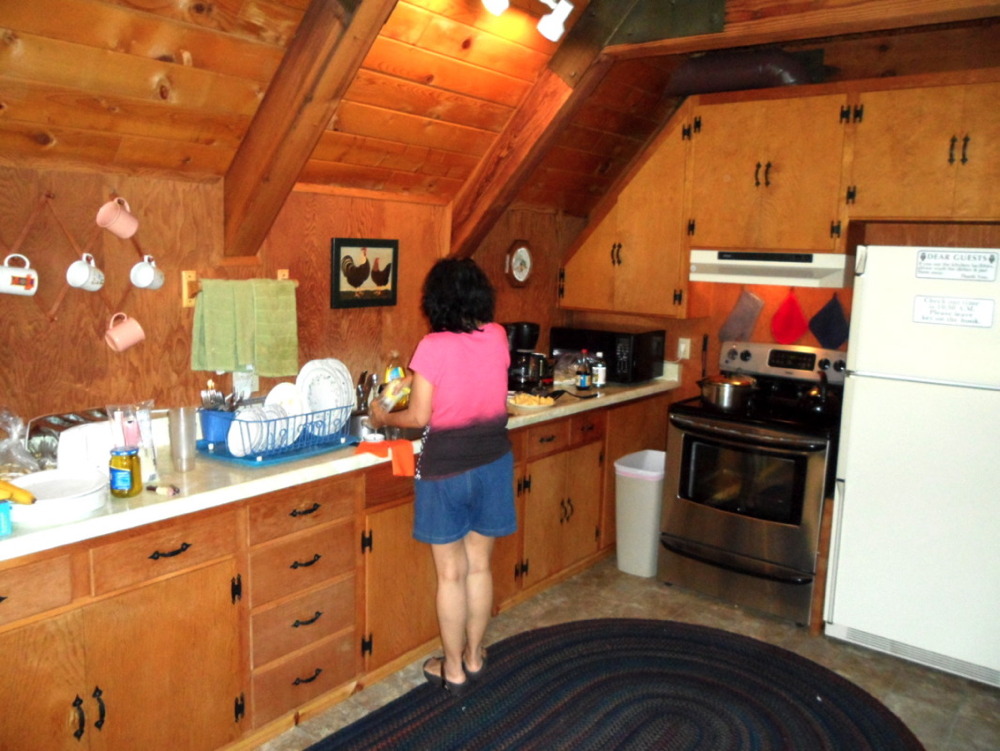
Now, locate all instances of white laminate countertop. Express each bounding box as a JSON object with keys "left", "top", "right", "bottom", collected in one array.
[{"left": 0, "top": 369, "right": 681, "bottom": 563}]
